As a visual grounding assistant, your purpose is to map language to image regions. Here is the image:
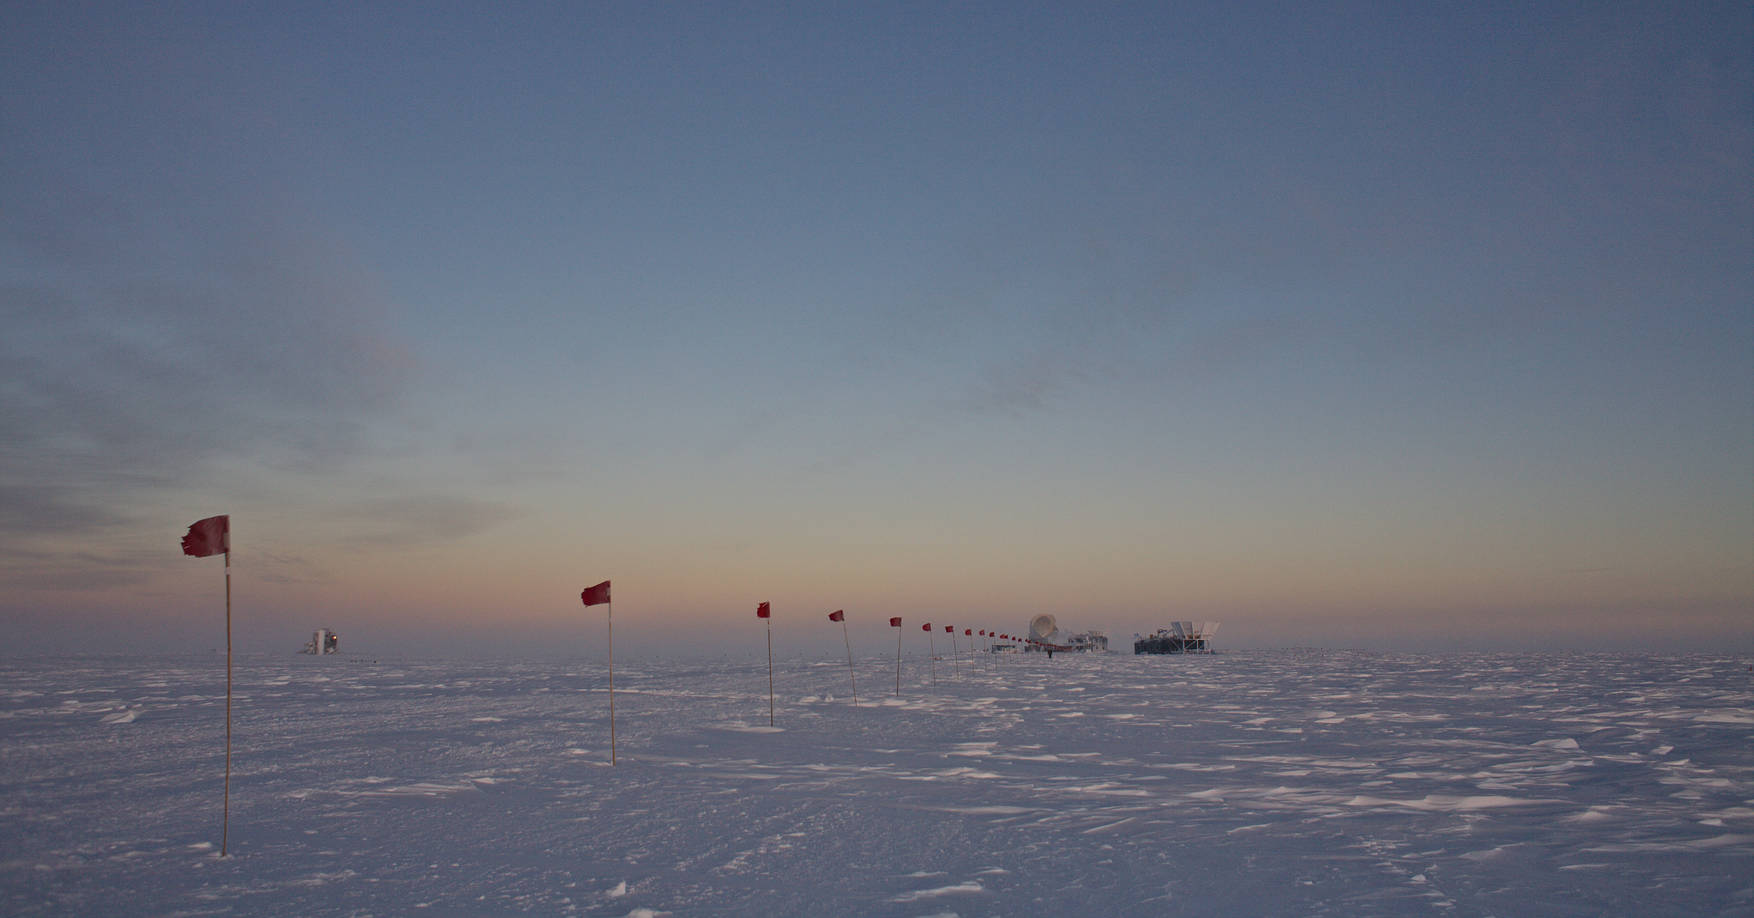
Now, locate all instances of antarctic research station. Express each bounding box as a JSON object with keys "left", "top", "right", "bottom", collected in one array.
[
  {"left": 1010, "top": 615, "right": 1220, "bottom": 654},
  {"left": 1133, "top": 621, "right": 1219, "bottom": 654}
]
